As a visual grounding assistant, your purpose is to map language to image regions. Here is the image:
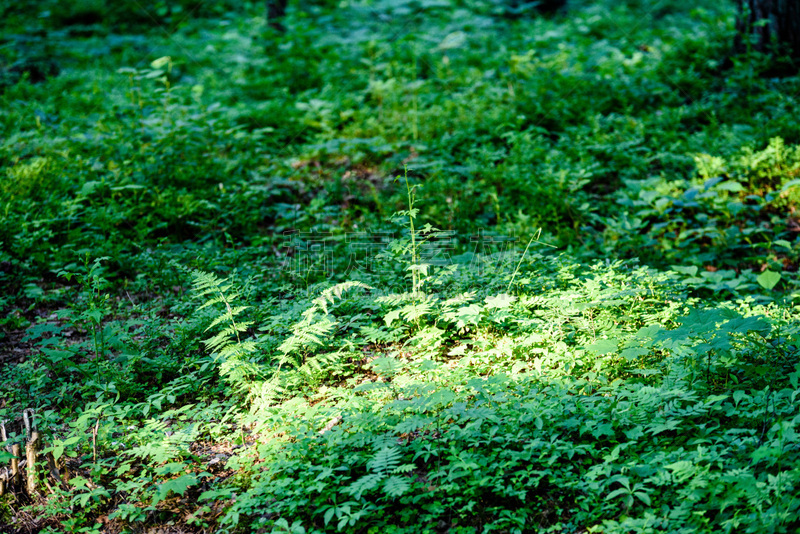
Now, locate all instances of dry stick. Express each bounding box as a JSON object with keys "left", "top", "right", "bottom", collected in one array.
[
  {"left": 92, "top": 417, "right": 101, "bottom": 464},
  {"left": 0, "top": 419, "right": 8, "bottom": 452},
  {"left": 45, "top": 451, "right": 63, "bottom": 488},
  {"left": 319, "top": 415, "right": 343, "bottom": 435},
  {"left": 0, "top": 420, "right": 7, "bottom": 496}
]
